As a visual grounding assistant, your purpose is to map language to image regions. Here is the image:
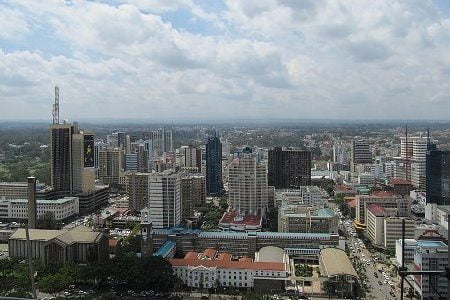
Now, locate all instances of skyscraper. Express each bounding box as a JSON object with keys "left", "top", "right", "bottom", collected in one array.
[
  {"left": 351, "top": 140, "right": 372, "bottom": 164},
  {"left": 50, "top": 123, "right": 73, "bottom": 192},
  {"left": 426, "top": 148, "right": 450, "bottom": 205},
  {"left": 127, "top": 172, "right": 149, "bottom": 211},
  {"left": 148, "top": 170, "right": 181, "bottom": 228},
  {"left": 50, "top": 122, "right": 95, "bottom": 193},
  {"left": 268, "top": 147, "right": 311, "bottom": 189},
  {"left": 177, "top": 145, "right": 202, "bottom": 173},
  {"left": 205, "top": 133, "right": 223, "bottom": 195},
  {"left": 228, "top": 153, "right": 268, "bottom": 215},
  {"left": 98, "top": 148, "right": 124, "bottom": 185},
  {"left": 181, "top": 174, "right": 206, "bottom": 219}
]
